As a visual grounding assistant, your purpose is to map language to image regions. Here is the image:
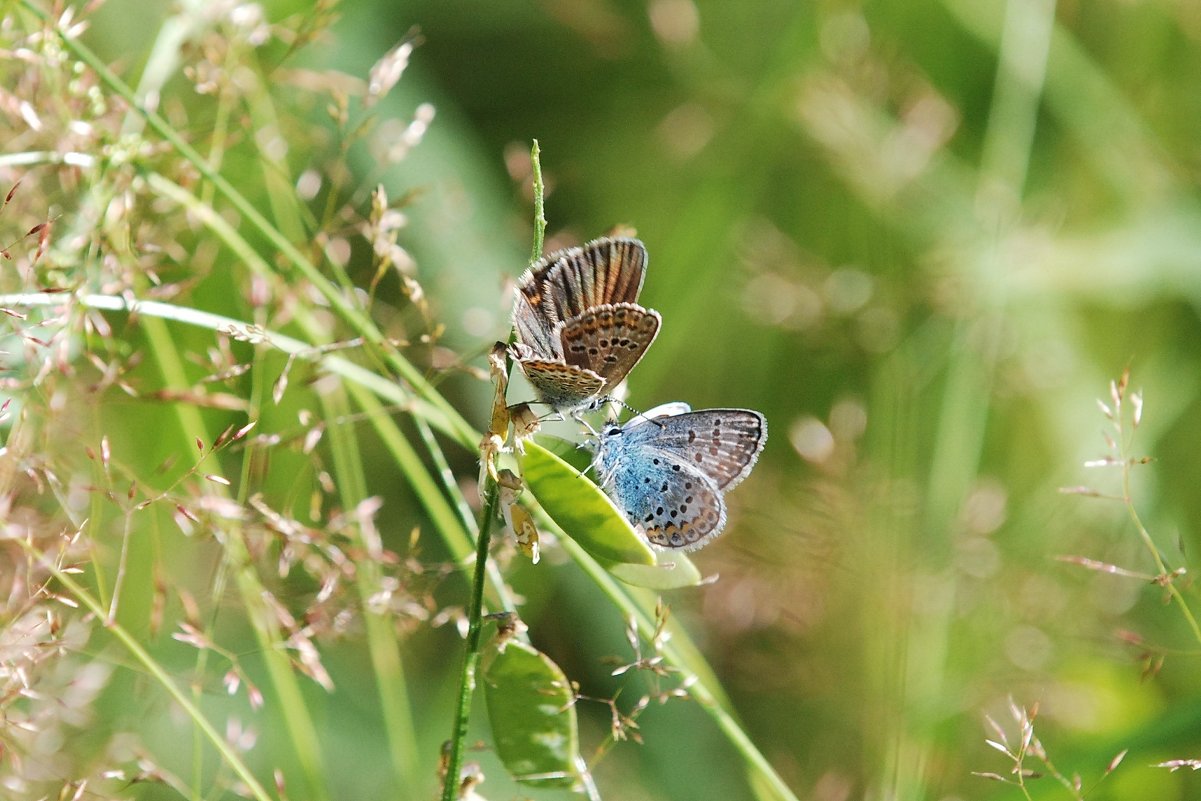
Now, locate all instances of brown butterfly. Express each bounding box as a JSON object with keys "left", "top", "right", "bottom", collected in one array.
[{"left": 511, "top": 237, "right": 660, "bottom": 415}]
